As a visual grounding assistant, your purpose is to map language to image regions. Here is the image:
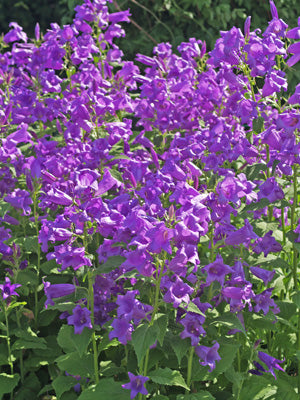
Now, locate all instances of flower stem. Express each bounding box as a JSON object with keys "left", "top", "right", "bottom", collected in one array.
[
  {"left": 186, "top": 346, "right": 194, "bottom": 392},
  {"left": 88, "top": 270, "right": 99, "bottom": 385},
  {"left": 16, "top": 309, "right": 24, "bottom": 383},
  {"left": 3, "top": 304, "right": 13, "bottom": 379}
]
